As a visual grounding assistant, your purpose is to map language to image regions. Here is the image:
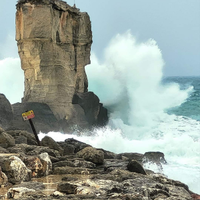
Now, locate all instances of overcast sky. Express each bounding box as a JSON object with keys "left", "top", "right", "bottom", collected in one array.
[{"left": 0, "top": 0, "right": 199, "bottom": 76}]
